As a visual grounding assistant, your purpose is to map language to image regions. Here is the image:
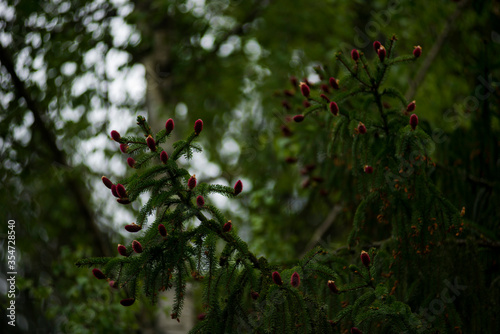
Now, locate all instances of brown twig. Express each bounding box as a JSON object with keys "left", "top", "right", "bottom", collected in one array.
[{"left": 301, "top": 205, "right": 343, "bottom": 257}]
